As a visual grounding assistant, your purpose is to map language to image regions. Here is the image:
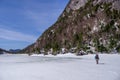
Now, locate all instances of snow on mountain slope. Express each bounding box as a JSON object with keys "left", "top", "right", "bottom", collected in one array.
[{"left": 0, "top": 54, "right": 120, "bottom": 80}]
